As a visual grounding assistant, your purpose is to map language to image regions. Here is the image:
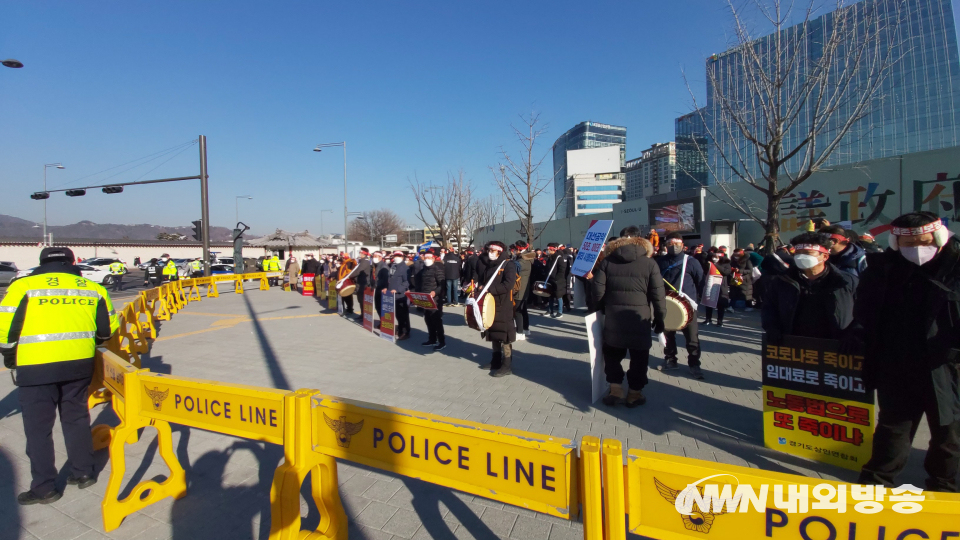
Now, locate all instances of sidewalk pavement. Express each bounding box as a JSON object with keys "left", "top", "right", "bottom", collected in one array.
[{"left": 0, "top": 288, "right": 932, "bottom": 540}]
